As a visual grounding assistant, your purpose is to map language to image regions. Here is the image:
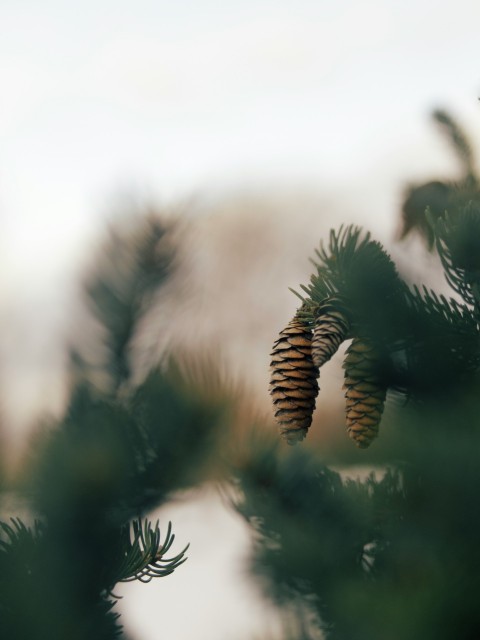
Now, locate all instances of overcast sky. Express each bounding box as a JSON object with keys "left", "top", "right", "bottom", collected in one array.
[
  {"left": 1, "top": 2, "right": 480, "bottom": 639},
  {"left": 1, "top": 0, "right": 480, "bottom": 288}
]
